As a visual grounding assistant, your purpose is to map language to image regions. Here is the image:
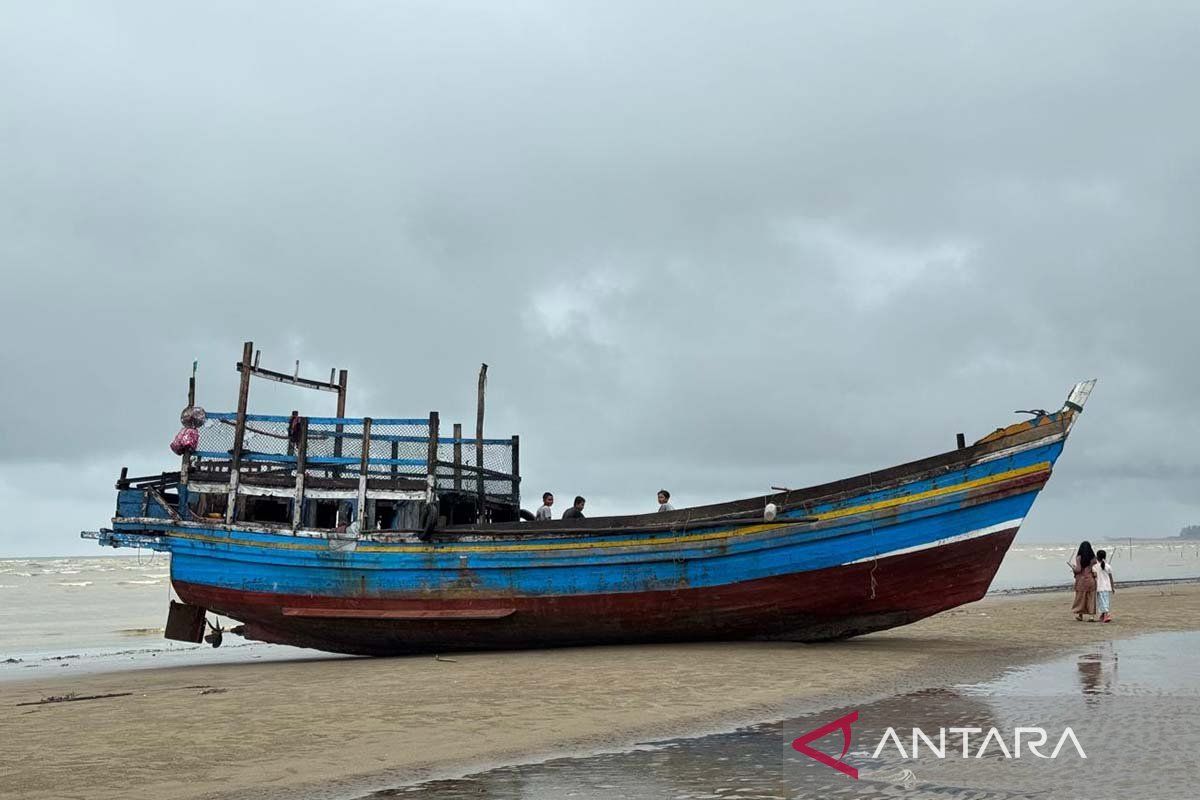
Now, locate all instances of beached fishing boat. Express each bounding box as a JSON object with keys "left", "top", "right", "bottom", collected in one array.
[{"left": 83, "top": 342, "right": 1096, "bottom": 656}]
